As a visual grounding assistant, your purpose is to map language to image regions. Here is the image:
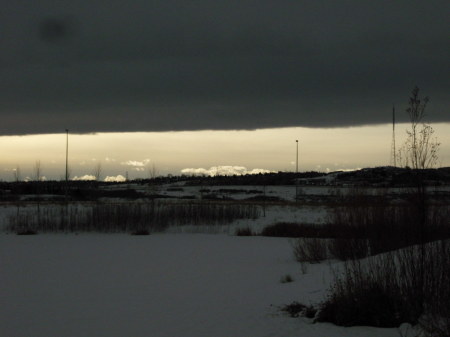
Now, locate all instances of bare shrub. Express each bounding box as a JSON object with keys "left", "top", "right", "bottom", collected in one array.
[
  {"left": 280, "top": 274, "right": 294, "bottom": 283},
  {"left": 315, "top": 88, "right": 447, "bottom": 330},
  {"left": 328, "top": 190, "right": 450, "bottom": 260},
  {"left": 328, "top": 238, "right": 369, "bottom": 261},
  {"left": 317, "top": 186, "right": 450, "bottom": 330},
  {"left": 281, "top": 302, "right": 306, "bottom": 318},
  {"left": 130, "top": 229, "right": 150, "bottom": 235},
  {"left": 281, "top": 302, "right": 317, "bottom": 318},
  {"left": 261, "top": 223, "right": 306, "bottom": 237},
  {"left": 261, "top": 222, "right": 337, "bottom": 238},
  {"left": 418, "top": 240, "right": 450, "bottom": 337},
  {"left": 292, "top": 237, "right": 328, "bottom": 263},
  {"left": 235, "top": 227, "right": 253, "bottom": 236},
  {"left": 317, "top": 241, "right": 450, "bottom": 329},
  {"left": 16, "top": 229, "right": 37, "bottom": 235}
]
